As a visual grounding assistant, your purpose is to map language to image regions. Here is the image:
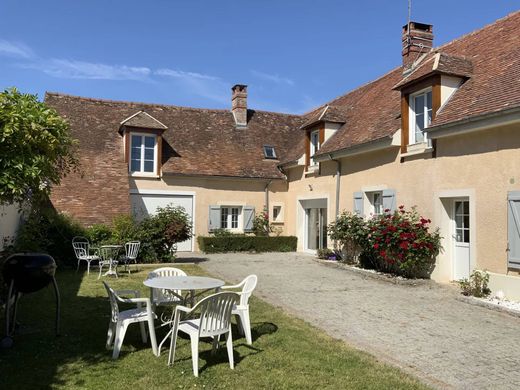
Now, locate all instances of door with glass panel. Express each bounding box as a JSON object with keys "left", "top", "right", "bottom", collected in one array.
[
  {"left": 453, "top": 200, "right": 470, "bottom": 280},
  {"left": 306, "top": 208, "right": 327, "bottom": 251}
]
